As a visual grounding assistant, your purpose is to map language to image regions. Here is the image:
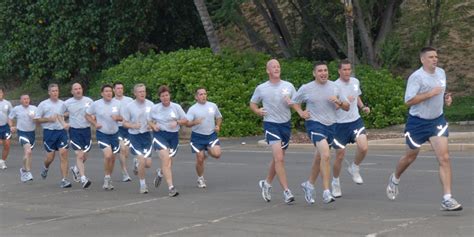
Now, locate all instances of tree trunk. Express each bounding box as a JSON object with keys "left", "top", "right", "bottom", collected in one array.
[
  {"left": 235, "top": 5, "right": 274, "bottom": 54},
  {"left": 253, "top": 0, "right": 292, "bottom": 58},
  {"left": 344, "top": 0, "right": 356, "bottom": 73},
  {"left": 428, "top": 0, "right": 442, "bottom": 46},
  {"left": 353, "top": 0, "right": 378, "bottom": 67},
  {"left": 374, "top": 0, "right": 404, "bottom": 56},
  {"left": 263, "top": 0, "right": 293, "bottom": 48},
  {"left": 193, "top": 0, "right": 221, "bottom": 54}
]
